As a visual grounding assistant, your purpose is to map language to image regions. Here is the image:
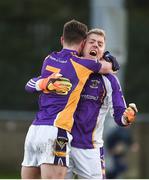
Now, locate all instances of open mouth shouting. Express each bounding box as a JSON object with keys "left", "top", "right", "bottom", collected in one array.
[{"left": 89, "top": 50, "right": 97, "bottom": 56}]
